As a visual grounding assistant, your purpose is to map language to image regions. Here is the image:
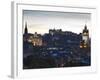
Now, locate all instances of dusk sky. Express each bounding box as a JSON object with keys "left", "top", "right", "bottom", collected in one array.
[{"left": 23, "top": 10, "right": 91, "bottom": 36}]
